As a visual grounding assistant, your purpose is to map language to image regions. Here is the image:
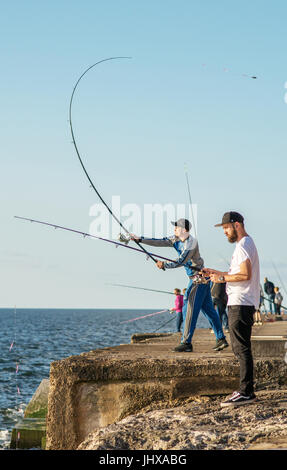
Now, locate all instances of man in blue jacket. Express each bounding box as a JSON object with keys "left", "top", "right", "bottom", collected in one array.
[{"left": 131, "top": 218, "right": 228, "bottom": 352}]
